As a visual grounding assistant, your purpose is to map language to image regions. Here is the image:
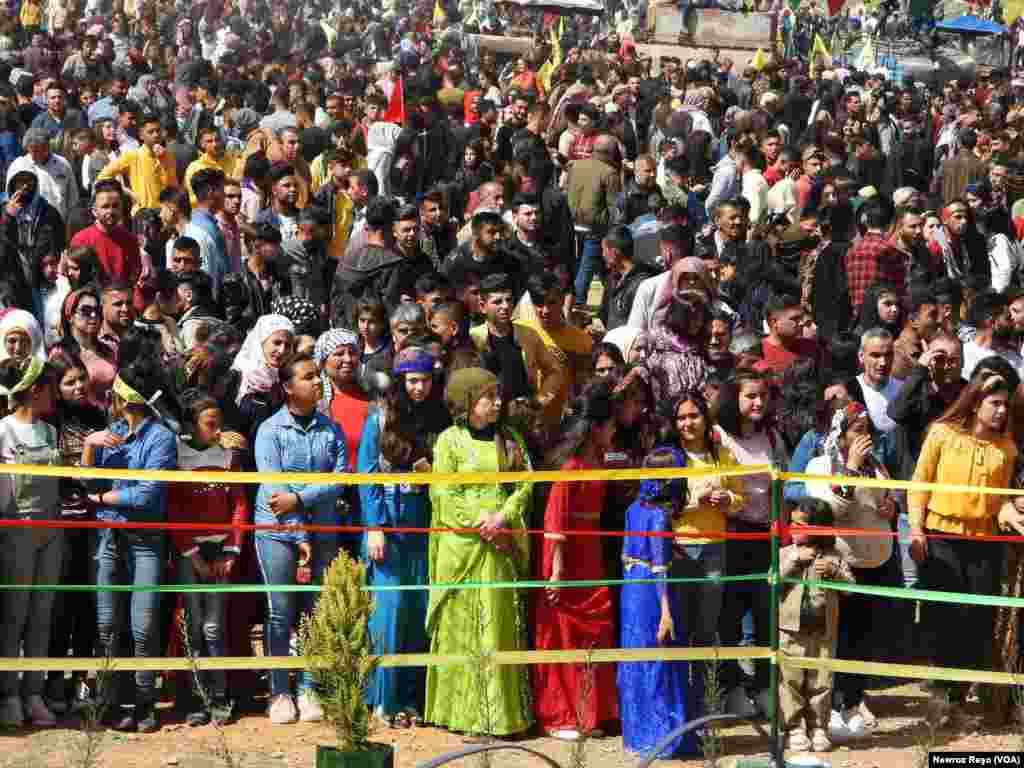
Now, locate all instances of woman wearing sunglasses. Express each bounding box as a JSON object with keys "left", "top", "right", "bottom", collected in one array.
[{"left": 53, "top": 287, "right": 116, "bottom": 408}]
